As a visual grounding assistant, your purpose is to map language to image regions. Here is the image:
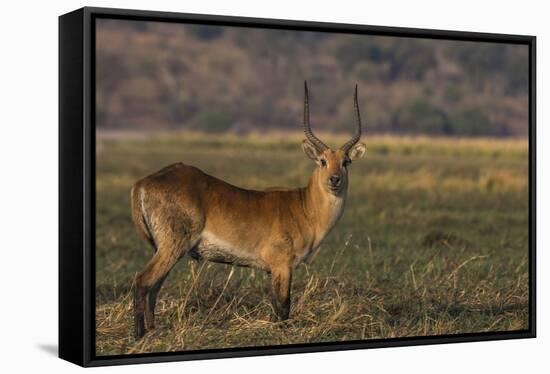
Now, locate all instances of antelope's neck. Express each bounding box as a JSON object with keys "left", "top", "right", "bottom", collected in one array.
[{"left": 302, "top": 171, "right": 347, "bottom": 248}]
